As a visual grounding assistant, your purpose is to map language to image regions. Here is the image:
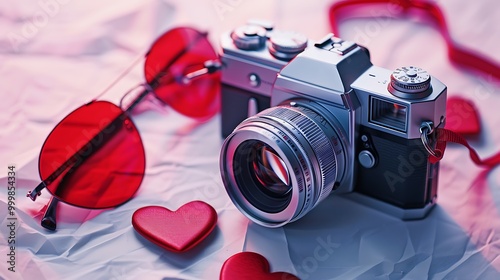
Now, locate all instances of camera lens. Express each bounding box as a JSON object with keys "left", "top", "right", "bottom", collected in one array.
[
  {"left": 220, "top": 101, "right": 348, "bottom": 227},
  {"left": 233, "top": 140, "right": 292, "bottom": 213},
  {"left": 252, "top": 143, "right": 291, "bottom": 196}
]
